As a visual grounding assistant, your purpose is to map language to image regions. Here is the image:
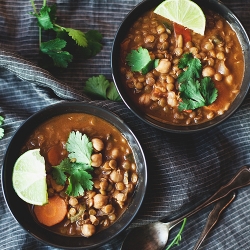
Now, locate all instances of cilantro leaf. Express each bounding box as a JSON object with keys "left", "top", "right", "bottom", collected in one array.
[
  {"left": 78, "top": 30, "right": 103, "bottom": 58},
  {"left": 52, "top": 131, "right": 94, "bottom": 196},
  {"left": 66, "top": 131, "right": 93, "bottom": 165},
  {"left": 179, "top": 79, "right": 205, "bottom": 111},
  {"left": 64, "top": 28, "right": 88, "bottom": 47},
  {"left": 0, "top": 116, "right": 4, "bottom": 139},
  {"left": 32, "top": 5, "right": 54, "bottom": 30},
  {"left": 107, "top": 81, "right": 122, "bottom": 101},
  {"left": 84, "top": 75, "right": 121, "bottom": 101},
  {"left": 126, "top": 47, "right": 152, "bottom": 73},
  {"left": 178, "top": 53, "right": 202, "bottom": 83},
  {"left": 200, "top": 77, "right": 218, "bottom": 105},
  {"left": 177, "top": 53, "right": 218, "bottom": 111},
  {"left": 0, "top": 116, "right": 4, "bottom": 126},
  {"left": 40, "top": 38, "right": 73, "bottom": 68},
  {"left": 52, "top": 158, "right": 69, "bottom": 185},
  {"left": 67, "top": 169, "right": 93, "bottom": 196},
  {"left": 0, "top": 128, "right": 4, "bottom": 140},
  {"left": 52, "top": 159, "right": 93, "bottom": 196}
]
